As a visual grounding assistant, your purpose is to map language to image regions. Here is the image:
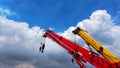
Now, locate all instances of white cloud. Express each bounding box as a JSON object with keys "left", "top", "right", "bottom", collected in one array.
[
  {"left": 0, "top": 7, "right": 15, "bottom": 17},
  {"left": 15, "top": 63, "right": 35, "bottom": 68},
  {"left": 63, "top": 10, "right": 120, "bottom": 57},
  {"left": 48, "top": 27, "right": 55, "bottom": 31},
  {"left": 0, "top": 16, "right": 42, "bottom": 67},
  {"left": 113, "top": 9, "right": 120, "bottom": 25},
  {"left": 77, "top": 10, "right": 113, "bottom": 33},
  {"left": 0, "top": 9, "right": 120, "bottom": 68},
  {"left": 0, "top": 16, "right": 69, "bottom": 68}
]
